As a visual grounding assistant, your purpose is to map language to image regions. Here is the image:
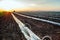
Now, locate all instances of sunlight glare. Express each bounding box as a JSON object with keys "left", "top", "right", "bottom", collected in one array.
[{"left": 0, "top": 0, "right": 25, "bottom": 11}]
